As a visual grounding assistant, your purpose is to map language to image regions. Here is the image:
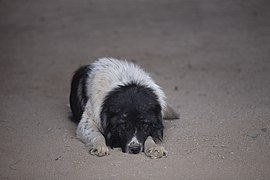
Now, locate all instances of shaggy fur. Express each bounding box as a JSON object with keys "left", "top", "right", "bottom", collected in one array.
[{"left": 69, "top": 58, "right": 178, "bottom": 158}]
